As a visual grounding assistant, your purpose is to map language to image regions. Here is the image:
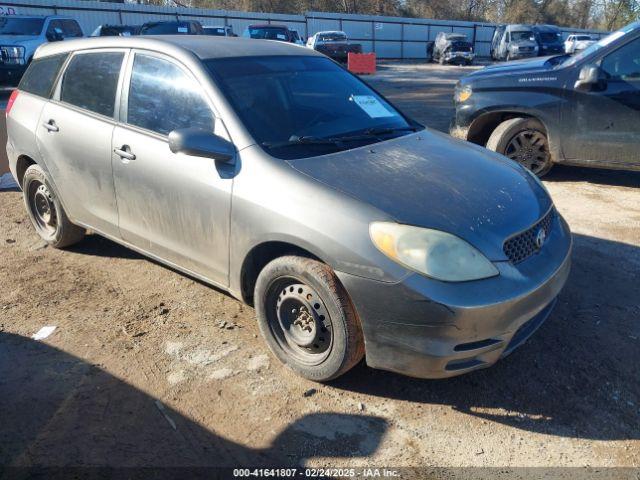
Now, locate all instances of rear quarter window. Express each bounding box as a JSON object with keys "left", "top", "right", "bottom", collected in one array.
[{"left": 18, "top": 53, "right": 69, "bottom": 98}]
